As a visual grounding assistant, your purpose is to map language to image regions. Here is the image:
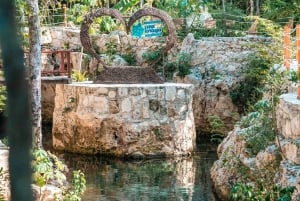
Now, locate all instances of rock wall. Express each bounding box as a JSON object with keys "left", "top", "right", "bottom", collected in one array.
[
  {"left": 175, "top": 34, "right": 272, "bottom": 132},
  {"left": 41, "top": 77, "right": 70, "bottom": 123},
  {"left": 52, "top": 83, "right": 196, "bottom": 157},
  {"left": 41, "top": 27, "right": 165, "bottom": 72},
  {"left": 276, "top": 93, "right": 300, "bottom": 197},
  {"left": 41, "top": 27, "right": 273, "bottom": 132},
  {"left": 0, "top": 142, "right": 9, "bottom": 201},
  {"left": 210, "top": 93, "right": 300, "bottom": 200}
]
